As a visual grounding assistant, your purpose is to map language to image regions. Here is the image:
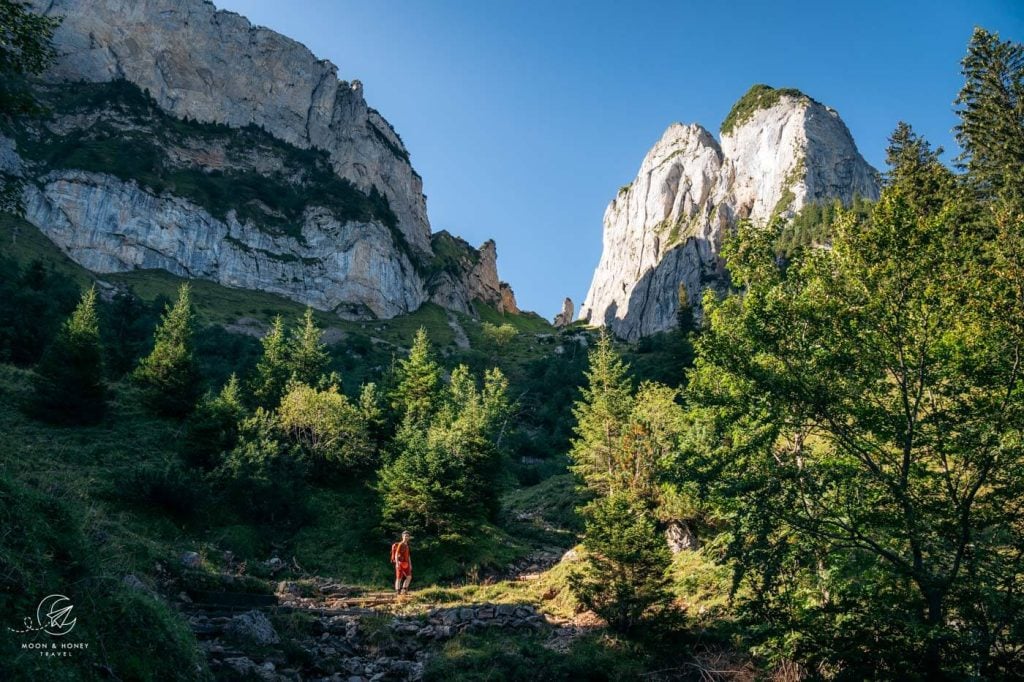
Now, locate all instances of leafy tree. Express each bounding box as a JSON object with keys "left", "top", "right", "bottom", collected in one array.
[
  {"left": 569, "top": 491, "right": 671, "bottom": 634},
  {"left": 1, "top": 0, "right": 60, "bottom": 213},
  {"left": 681, "top": 174, "right": 1024, "bottom": 675},
  {"left": 388, "top": 326, "right": 442, "bottom": 427},
  {"left": 183, "top": 374, "right": 245, "bottom": 470},
  {"left": 481, "top": 321, "right": 517, "bottom": 349},
  {"left": 132, "top": 284, "right": 201, "bottom": 417},
  {"left": 29, "top": 285, "right": 106, "bottom": 424},
  {"left": 277, "top": 381, "right": 374, "bottom": 470},
  {"left": 289, "top": 307, "right": 329, "bottom": 386},
  {"left": 250, "top": 316, "right": 290, "bottom": 408}
]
